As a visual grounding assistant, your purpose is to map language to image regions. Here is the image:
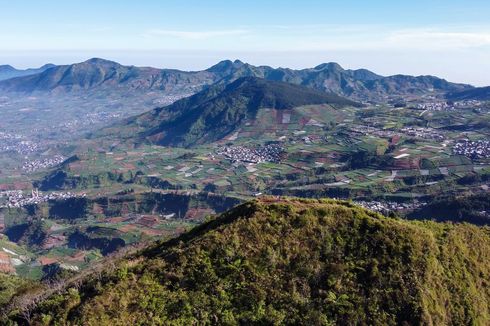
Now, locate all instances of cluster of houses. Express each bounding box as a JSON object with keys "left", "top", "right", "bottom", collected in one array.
[
  {"left": 153, "top": 93, "right": 194, "bottom": 106},
  {"left": 453, "top": 140, "right": 490, "bottom": 159},
  {"left": 0, "top": 131, "right": 22, "bottom": 141},
  {"left": 453, "top": 100, "right": 484, "bottom": 108},
  {"left": 400, "top": 127, "right": 445, "bottom": 141},
  {"left": 416, "top": 102, "right": 451, "bottom": 111},
  {"left": 349, "top": 124, "right": 446, "bottom": 142},
  {"left": 58, "top": 111, "right": 123, "bottom": 129},
  {"left": 301, "top": 135, "right": 322, "bottom": 144},
  {"left": 22, "top": 155, "right": 66, "bottom": 173},
  {"left": 354, "top": 200, "right": 426, "bottom": 215},
  {"left": 0, "top": 132, "right": 40, "bottom": 155},
  {"left": 217, "top": 144, "right": 284, "bottom": 164},
  {"left": 349, "top": 125, "right": 395, "bottom": 138},
  {"left": 0, "top": 189, "right": 85, "bottom": 209},
  {"left": 416, "top": 100, "right": 483, "bottom": 111}
]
